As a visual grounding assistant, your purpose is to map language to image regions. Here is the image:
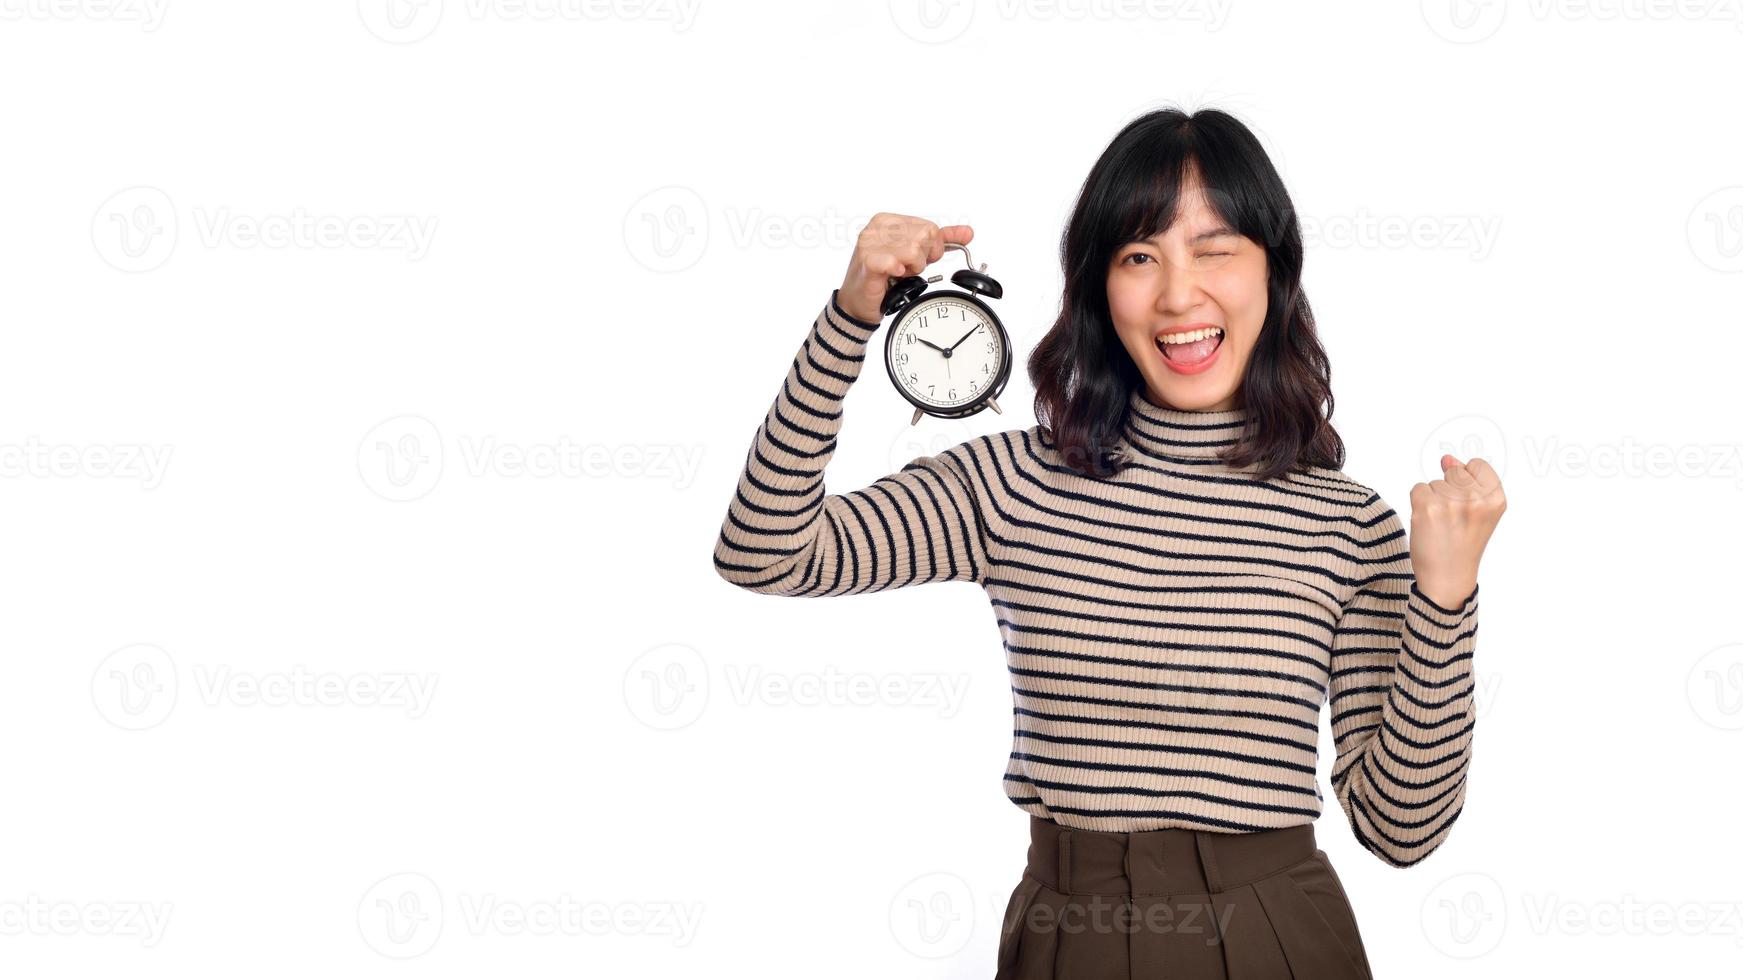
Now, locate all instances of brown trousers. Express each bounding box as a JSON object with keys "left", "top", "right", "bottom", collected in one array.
[{"left": 996, "top": 815, "right": 1374, "bottom": 979}]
